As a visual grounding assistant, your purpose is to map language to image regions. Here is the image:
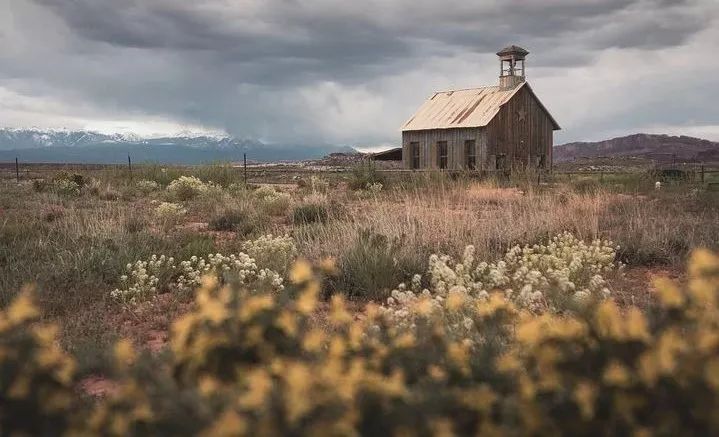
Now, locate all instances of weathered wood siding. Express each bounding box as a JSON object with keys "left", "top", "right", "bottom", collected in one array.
[
  {"left": 402, "top": 128, "right": 487, "bottom": 170},
  {"left": 484, "top": 85, "right": 554, "bottom": 170}
]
